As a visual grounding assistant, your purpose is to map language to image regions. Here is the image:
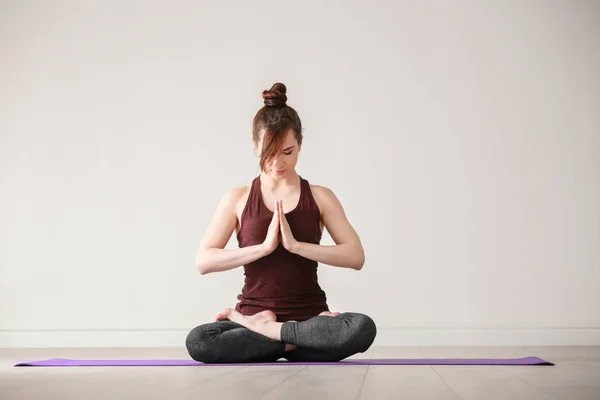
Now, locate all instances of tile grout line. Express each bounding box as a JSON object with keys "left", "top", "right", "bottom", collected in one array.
[
  {"left": 186, "top": 365, "right": 247, "bottom": 389},
  {"left": 429, "top": 365, "right": 464, "bottom": 400},
  {"left": 258, "top": 365, "right": 309, "bottom": 400},
  {"left": 354, "top": 365, "right": 370, "bottom": 400},
  {"left": 493, "top": 365, "right": 559, "bottom": 399}
]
